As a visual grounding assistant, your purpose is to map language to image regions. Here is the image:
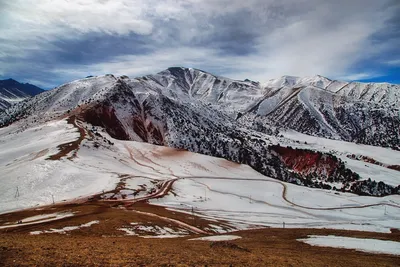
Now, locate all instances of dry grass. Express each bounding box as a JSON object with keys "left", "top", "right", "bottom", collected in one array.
[
  {"left": 0, "top": 201, "right": 399, "bottom": 266},
  {"left": 1, "top": 228, "right": 399, "bottom": 266}
]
